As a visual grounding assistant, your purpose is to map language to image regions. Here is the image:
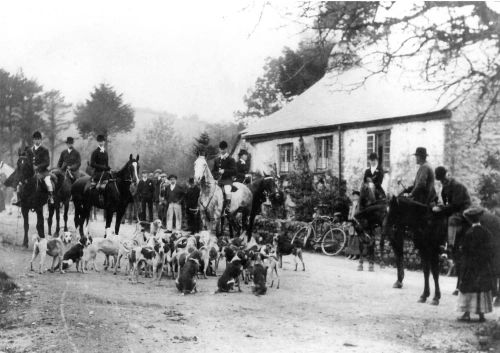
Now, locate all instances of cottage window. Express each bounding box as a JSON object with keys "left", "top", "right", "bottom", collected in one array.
[
  {"left": 278, "top": 143, "right": 293, "bottom": 173},
  {"left": 367, "top": 130, "right": 391, "bottom": 171},
  {"left": 315, "top": 136, "right": 332, "bottom": 171}
]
